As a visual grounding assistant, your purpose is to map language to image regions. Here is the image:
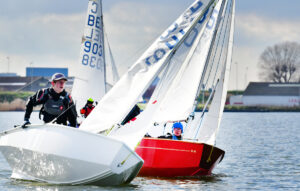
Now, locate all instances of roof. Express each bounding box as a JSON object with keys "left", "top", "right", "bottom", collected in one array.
[
  {"left": 0, "top": 77, "right": 43, "bottom": 91},
  {"left": 244, "top": 82, "right": 300, "bottom": 96},
  {"left": 0, "top": 76, "right": 74, "bottom": 92}
]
